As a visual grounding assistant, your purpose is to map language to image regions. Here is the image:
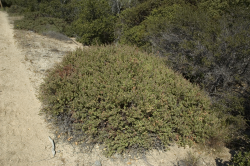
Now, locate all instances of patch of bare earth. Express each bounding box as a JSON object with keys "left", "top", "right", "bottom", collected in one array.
[{"left": 1, "top": 11, "right": 232, "bottom": 166}]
